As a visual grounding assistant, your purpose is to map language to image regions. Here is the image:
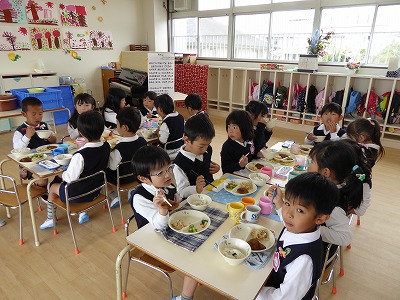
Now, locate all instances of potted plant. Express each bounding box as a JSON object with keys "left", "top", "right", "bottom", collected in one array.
[
  {"left": 346, "top": 60, "right": 360, "bottom": 74},
  {"left": 299, "top": 30, "right": 334, "bottom": 73}
]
